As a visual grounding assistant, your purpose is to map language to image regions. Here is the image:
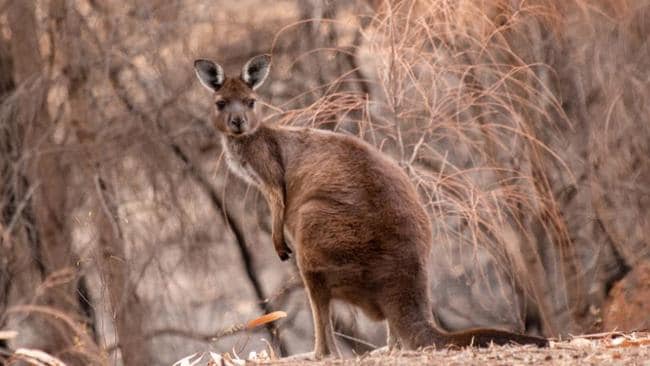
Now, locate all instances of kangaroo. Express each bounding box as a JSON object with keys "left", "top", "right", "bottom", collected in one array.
[{"left": 194, "top": 54, "right": 549, "bottom": 359}]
